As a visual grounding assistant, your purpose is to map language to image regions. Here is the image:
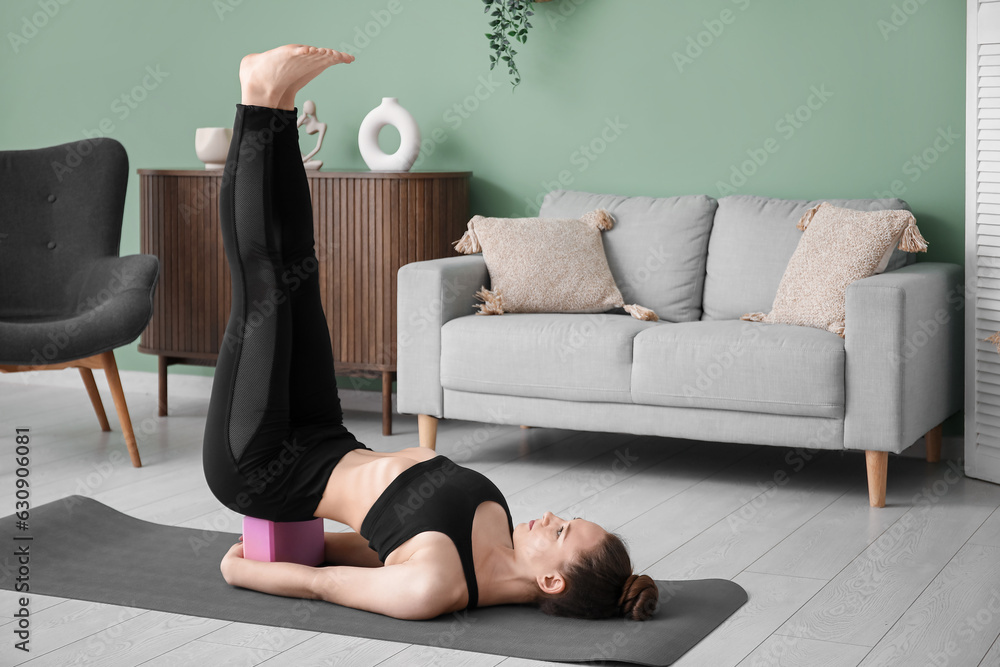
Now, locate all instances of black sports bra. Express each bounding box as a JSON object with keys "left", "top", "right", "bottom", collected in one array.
[{"left": 359, "top": 455, "right": 514, "bottom": 610}]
